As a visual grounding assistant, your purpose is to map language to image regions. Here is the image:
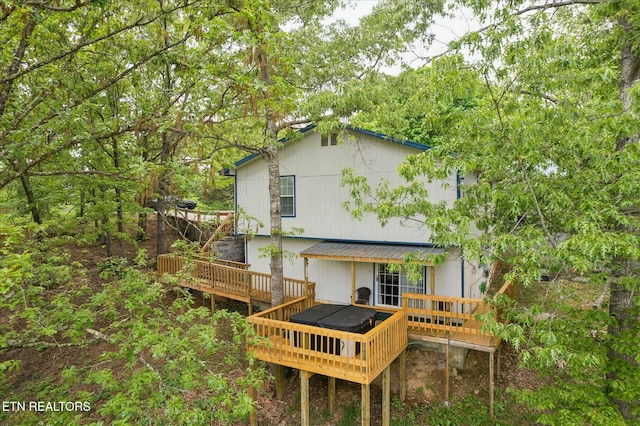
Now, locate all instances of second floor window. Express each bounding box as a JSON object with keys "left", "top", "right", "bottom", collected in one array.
[{"left": 281, "top": 175, "right": 295, "bottom": 216}]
